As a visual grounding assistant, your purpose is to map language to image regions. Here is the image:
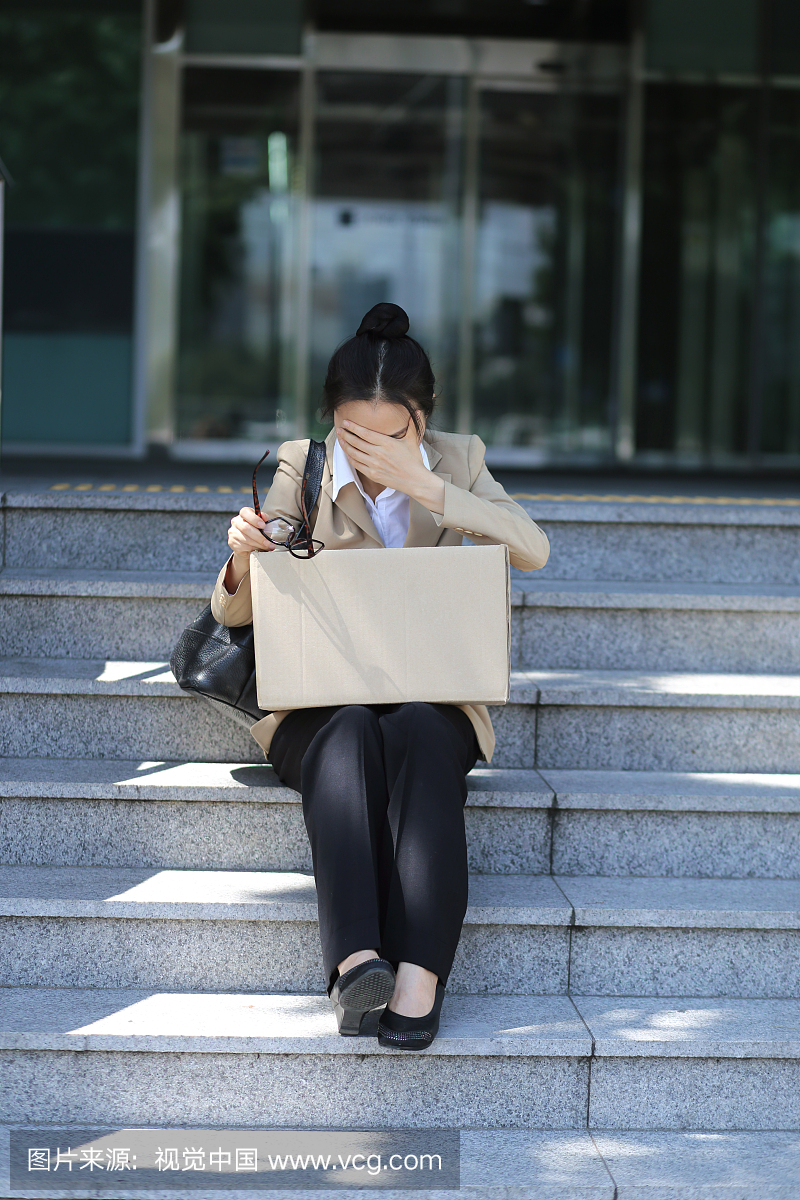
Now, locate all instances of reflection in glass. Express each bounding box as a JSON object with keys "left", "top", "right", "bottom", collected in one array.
[
  {"left": 636, "top": 84, "right": 757, "bottom": 461},
  {"left": 0, "top": 4, "right": 141, "bottom": 446},
  {"left": 762, "top": 88, "right": 800, "bottom": 456},
  {"left": 309, "top": 72, "right": 463, "bottom": 432},
  {"left": 176, "top": 68, "right": 300, "bottom": 442},
  {"left": 473, "top": 88, "right": 620, "bottom": 457}
]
